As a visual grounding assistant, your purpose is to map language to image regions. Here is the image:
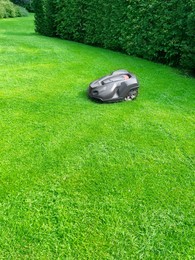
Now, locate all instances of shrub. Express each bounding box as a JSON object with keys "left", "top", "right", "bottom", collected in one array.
[
  {"left": 0, "top": 0, "right": 18, "bottom": 18},
  {"left": 34, "top": 0, "right": 195, "bottom": 72},
  {"left": 17, "top": 5, "right": 28, "bottom": 16},
  {"left": 10, "top": 0, "right": 34, "bottom": 12},
  {"left": 0, "top": 0, "right": 29, "bottom": 18}
]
